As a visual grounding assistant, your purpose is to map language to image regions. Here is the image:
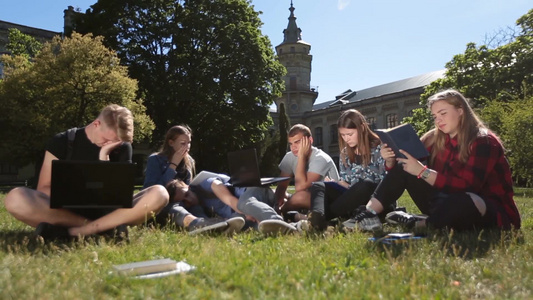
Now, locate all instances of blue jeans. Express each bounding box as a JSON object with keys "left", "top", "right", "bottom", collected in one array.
[{"left": 237, "top": 187, "right": 283, "bottom": 222}]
